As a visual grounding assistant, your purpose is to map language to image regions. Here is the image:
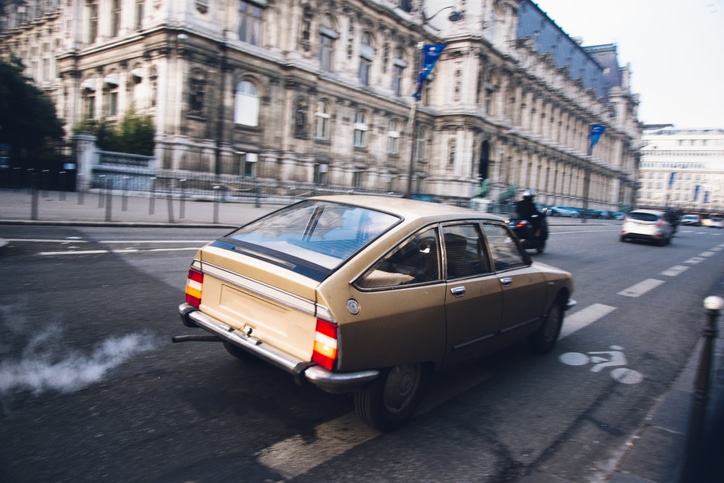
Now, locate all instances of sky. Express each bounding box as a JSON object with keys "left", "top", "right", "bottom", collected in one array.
[{"left": 531, "top": 0, "right": 724, "bottom": 129}]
